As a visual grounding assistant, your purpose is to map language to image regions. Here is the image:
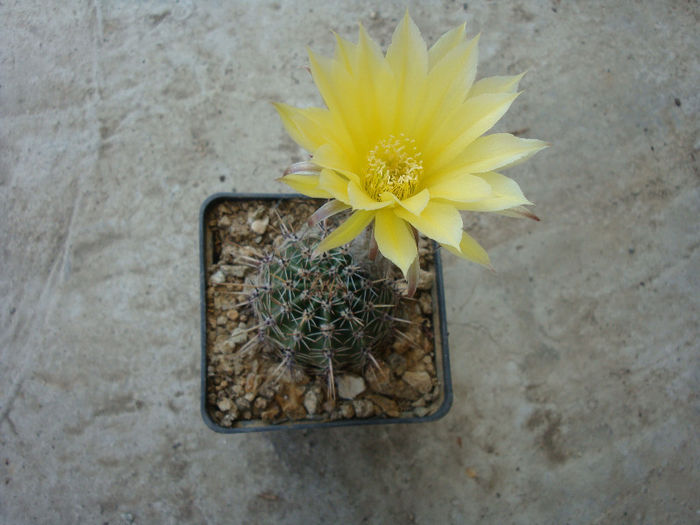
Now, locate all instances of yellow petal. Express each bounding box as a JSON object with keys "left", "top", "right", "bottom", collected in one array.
[
  {"left": 312, "top": 144, "right": 361, "bottom": 185},
  {"left": 436, "top": 133, "right": 549, "bottom": 175},
  {"left": 348, "top": 180, "right": 392, "bottom": 210},
  {"left": 423, "top": 92, "right": 520, "bottom": 171},
  {"left": 333, "top": 32, "right": 358, "bottom": 74},
  {"left": 280, "top": 174, "right": 332, "bottom": 198},
  {"left": 387, "top": 12, "right": 428, "bottom": 82},
  {"left": 307, "top": 49, "right": 341, "bottom": 114},
  {"left": 454, "top": 171, "right": 532, "bottom": 211},
  {"left": 398, "top": 188, "right": 431, "bottom": 215},
  {"left": 274, "top": 102, "right": 358, "bottom": 163},
  {"left": 427, "top": 172, "right": 492, "bottom": 203},
  {"left": 394, "top": 201, "right": 463, "bottom": 249},
  {"left": 374, "top": 208, "right": 417, "bottom": 277},
  {"left": 427, "top": 22, "right": 466, "bottom": 69},
  {"left": 442, "top": 231, "right": 491, "bottom": 267},
  {"left": 356, "top": 24, "right": 395, "bottom": 140},
  {"left": 380, "top": 188, "right": 430, "bottom": 215},
  {"left": 468, "top": 72, "right": 525, "bottom": 97},
  {"left": 318, "top": 169, "right": 350, "bottom": 203},
  {"left": 412, "top": 35, "right": 479, "bottom": 140},
  {"left": 274, "top": 103, "right": 324, "bottom": 152},
  {"left": 386, "top": 11, "right": 428, "bottom": 131},
  {"left": 315, "top": 210, "right": 375, "bottom": 253},
  {"left": 308, "top": 48, "right": 369, "bottom": 154}
]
